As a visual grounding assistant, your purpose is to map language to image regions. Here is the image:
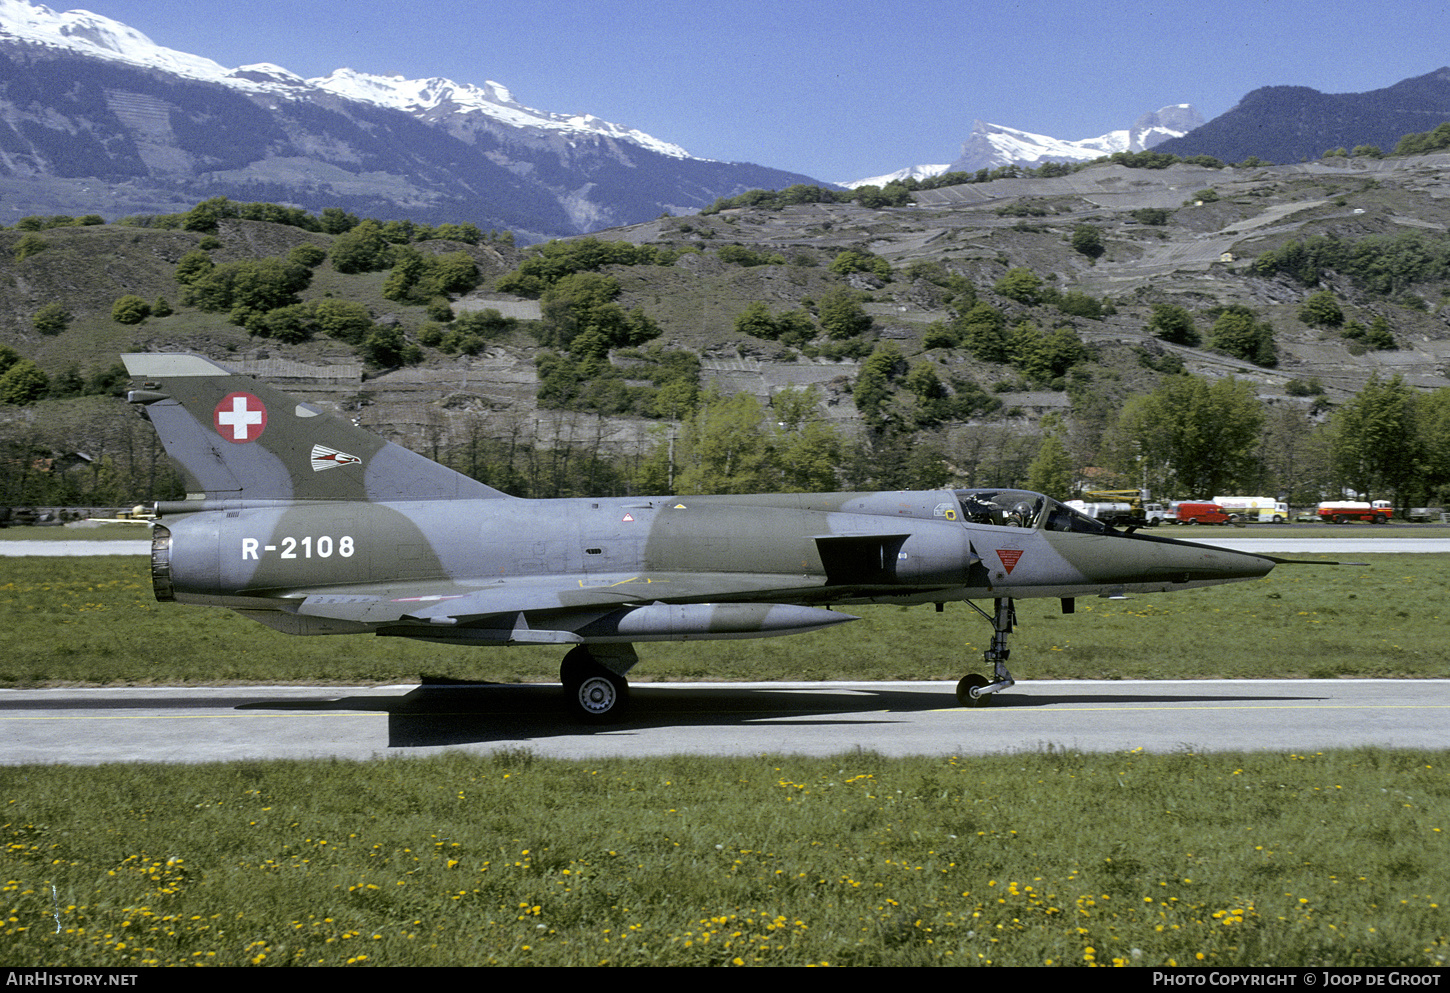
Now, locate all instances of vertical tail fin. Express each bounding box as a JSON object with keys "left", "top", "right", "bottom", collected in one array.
[{"left": 123, "top": 353, "right": 510, "bottom": 502}]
